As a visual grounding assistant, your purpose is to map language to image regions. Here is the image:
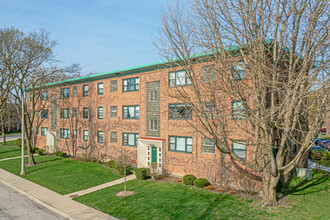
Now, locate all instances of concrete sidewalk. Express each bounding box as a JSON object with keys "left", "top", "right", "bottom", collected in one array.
[
  {"left": 65, "top": 174, "right": 136, "bottom": 199},
  {"left": 0, "top": 168, "right": 117, "bottom": 220}
]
